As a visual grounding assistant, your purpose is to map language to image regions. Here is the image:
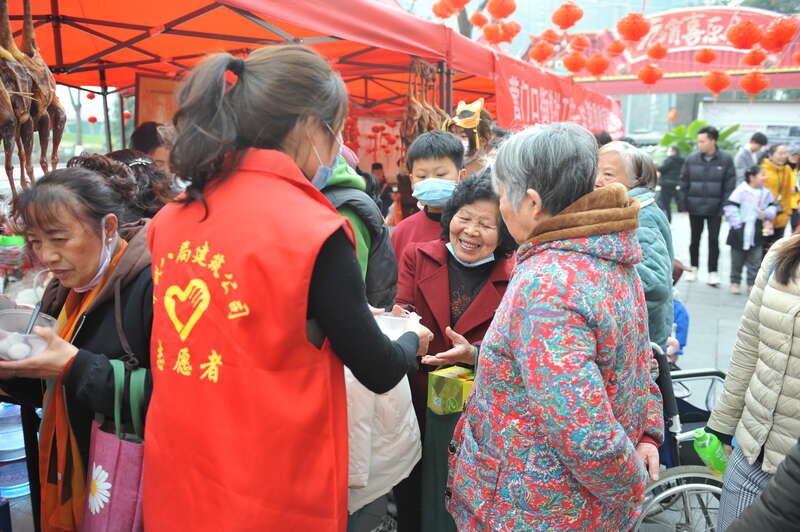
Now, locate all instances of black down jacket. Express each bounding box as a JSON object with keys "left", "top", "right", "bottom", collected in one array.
[{"left": 679, "top": 149, "right": 737, "bottom": 217}]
